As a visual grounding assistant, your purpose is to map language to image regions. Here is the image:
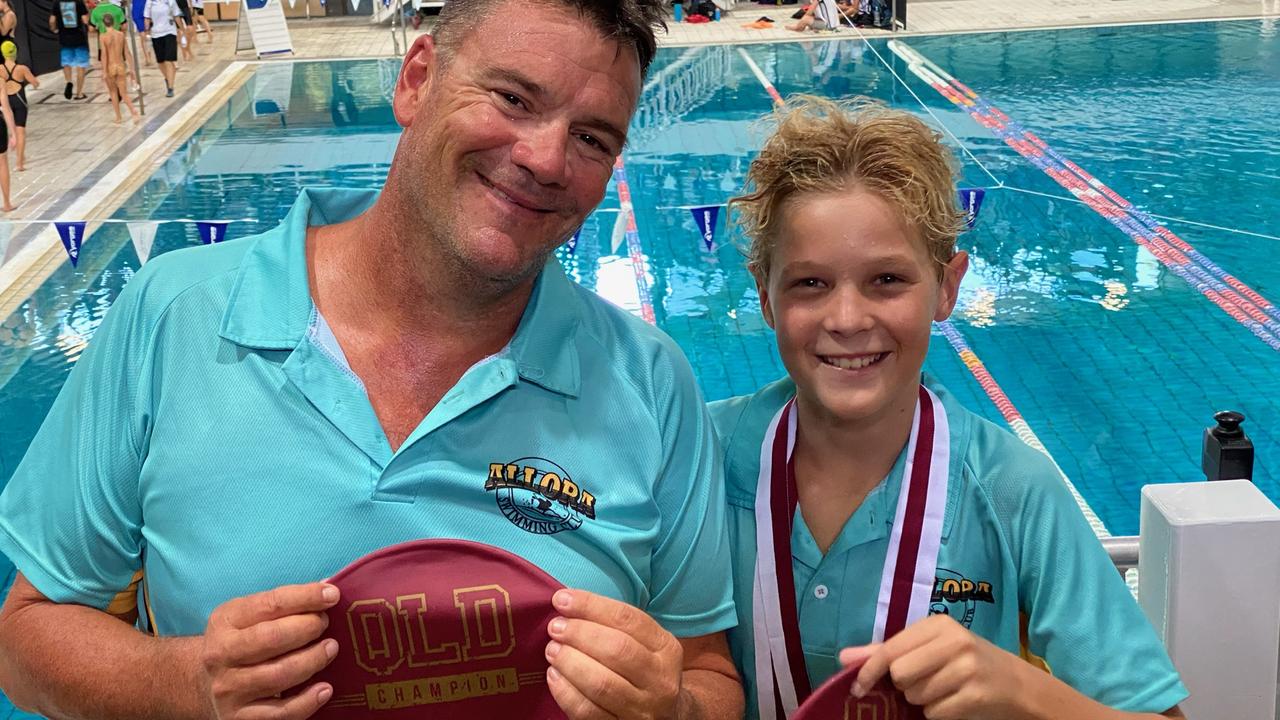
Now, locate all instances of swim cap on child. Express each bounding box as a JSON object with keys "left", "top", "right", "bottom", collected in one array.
[
  {"left": 310, "top": 538, "right": 567, "bottom": 719},
  {"left": 1, "top": 42, "right": 16, "bottom": 59}
]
